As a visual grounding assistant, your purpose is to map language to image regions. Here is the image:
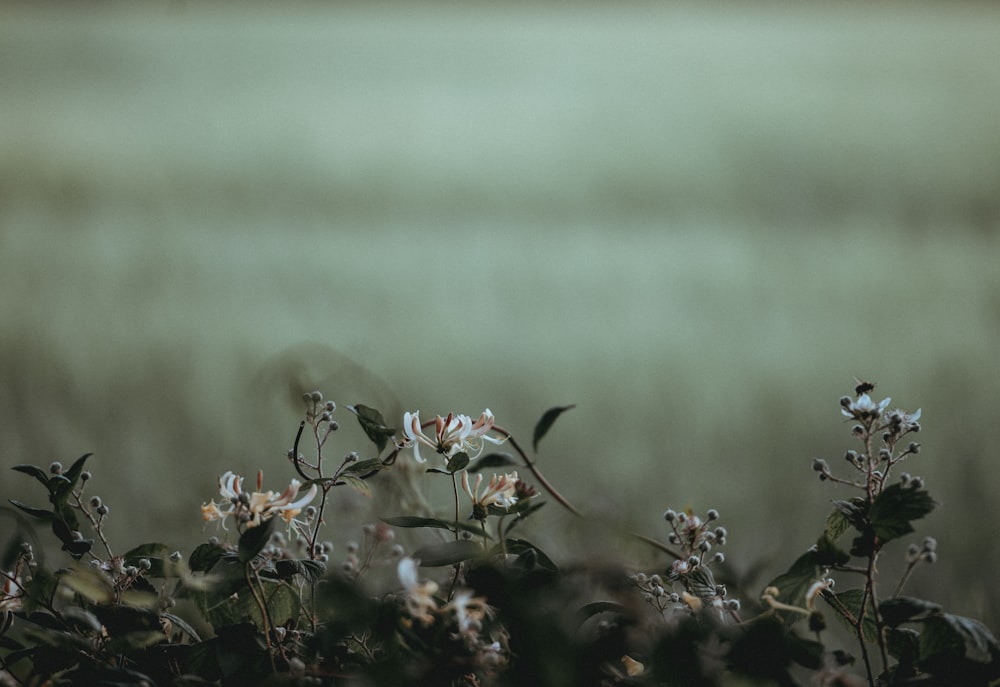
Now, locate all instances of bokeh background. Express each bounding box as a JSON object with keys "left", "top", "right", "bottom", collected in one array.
[{"left": 2, "top": 2, "right": 998, "bottom": 627}]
